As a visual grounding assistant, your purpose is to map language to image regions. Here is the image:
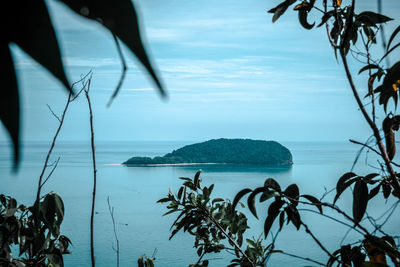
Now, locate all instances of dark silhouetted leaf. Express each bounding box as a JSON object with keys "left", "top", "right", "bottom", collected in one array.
[
  {"left": 334, "top": 172, "right": 358, "bottom": 203},
  {"left": 340, "top": 244, "right": 351, "bottom": 264},
  {"left": 59, "top": 0, "right": 165, "bottom": 98},
  {"left": 301, "top": 194, "right": 323, "bottom": 214},
  {"left": 264, "top": 200, "right": 284, "bottom": 238},
  {"left": 356, "top": 11, "right": 393, "bottom": 27},
  {"left": 247, "top": 189, "right": 262, "bottom": 219},
  {"left": 6, "top": 1, "right": 70, "bottom": 91},
  {"left": 264, "top": 178, "right": 281, "bottom": 192},
  {"left": 317, "top": 10, "right": 334, "bottom": 27},
  {"left": 286, "top": 206, "right": 301, "bottom": 230},
  {"left": 369, "top": 184, "right": 381, "bottom": 200},
  {"left": 194, "top": 170, "right": 201, "bottom": 188},
  {"left": 268, "top": 0, "right": 296, "bottom": 23},
  {"left": 382, "top": 183, "right": 391, "bottom": 199},
  {"left": 284, "top": 184, "right": 299, "bottom": 205},
  {"left": 1, "top": 44, "right": 20, "bottom": 169},
  {"left": 350, "top": 246, "right": 365, "bottom": 267},
  {"left": 295, "top": 4, "right": 314, "bottom": 30},
  {"left": 232, "top": 188, "right": 252, "bottom": 211},
  {"left": 353, "top": 180, "right": 368, "bottom": 223}
]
